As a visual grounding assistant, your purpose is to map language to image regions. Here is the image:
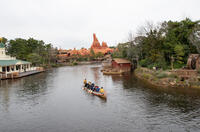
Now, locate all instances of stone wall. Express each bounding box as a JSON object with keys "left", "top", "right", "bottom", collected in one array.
[{"left": 173, "top": 69, "right": 197, "bottom": 79}]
